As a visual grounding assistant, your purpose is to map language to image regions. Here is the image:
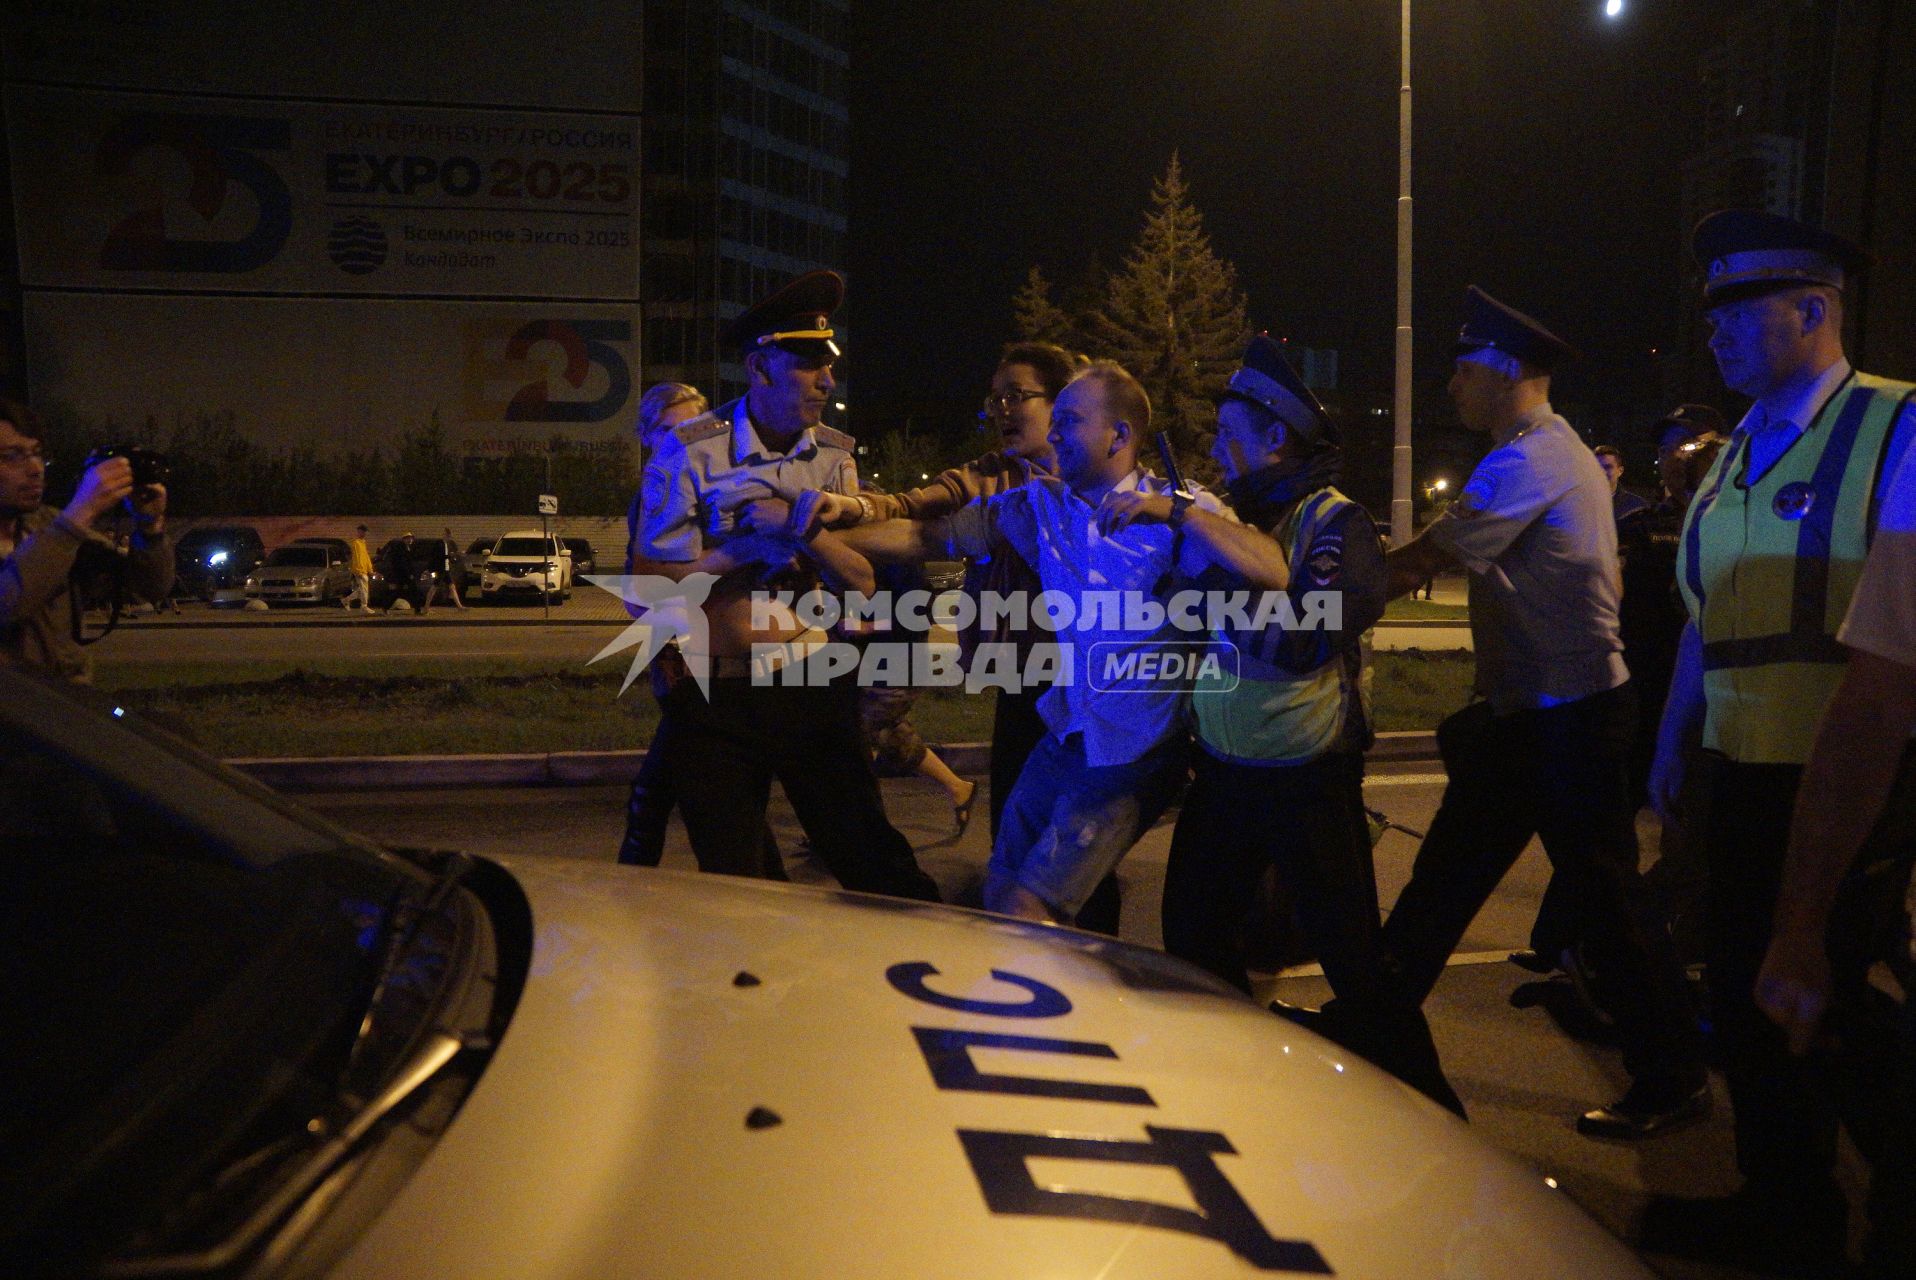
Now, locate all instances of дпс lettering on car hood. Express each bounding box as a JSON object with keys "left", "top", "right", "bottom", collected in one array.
[{"left": 331, "top": 860, "right": 1652, "bottom": 1279}]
